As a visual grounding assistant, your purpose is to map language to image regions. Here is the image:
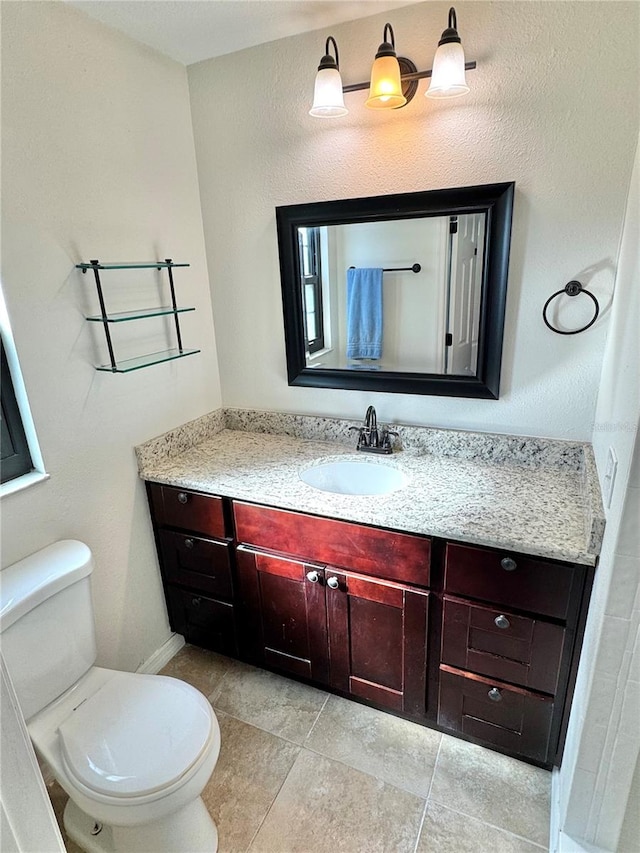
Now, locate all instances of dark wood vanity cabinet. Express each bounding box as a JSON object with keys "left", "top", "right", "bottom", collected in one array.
[
  {"left": 233, "top": 502, "right": 430, "bottom": 717},
  {"left": 146, "top": 483, "right": 239, "bottom": 656},
  {"left": 145, "top": 483, "right": 593, "bottom": 768},
  {"left": 437, "top": 542, "right": 593, "bottom": 765}
]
